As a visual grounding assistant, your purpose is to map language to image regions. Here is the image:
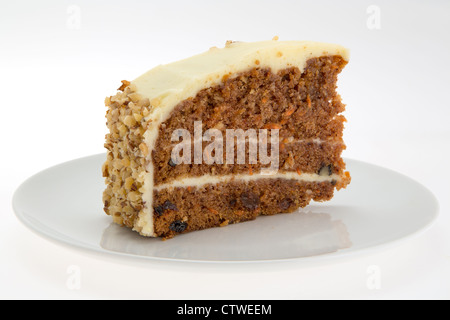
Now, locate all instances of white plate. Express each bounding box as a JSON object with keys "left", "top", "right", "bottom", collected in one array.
[{"left": 12, "top": 154, "right": 439, "bottom": 263}]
